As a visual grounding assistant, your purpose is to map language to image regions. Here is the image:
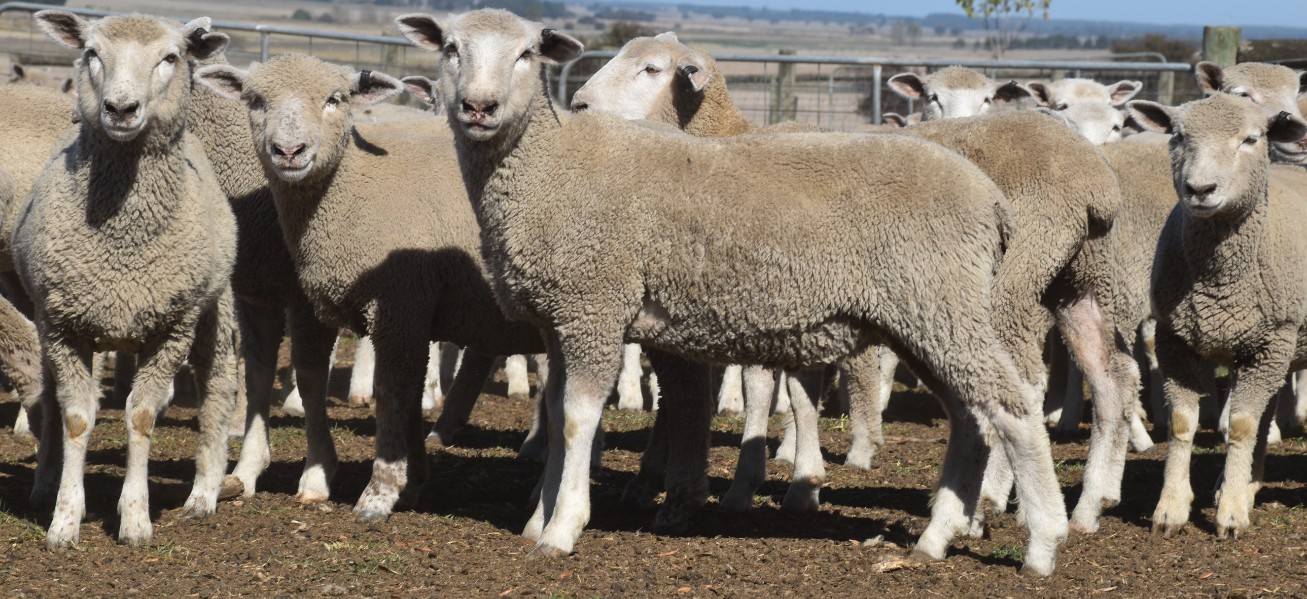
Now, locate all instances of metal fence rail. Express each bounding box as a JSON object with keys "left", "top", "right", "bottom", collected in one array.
[{"left": 0, "top": 1, "right": 1198, "bottom": 130}]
